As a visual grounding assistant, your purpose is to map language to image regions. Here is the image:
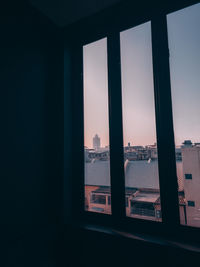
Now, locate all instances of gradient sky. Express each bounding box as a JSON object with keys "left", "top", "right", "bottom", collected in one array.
[
  {"left": 83, "top": 38, "right": 109, "bottom": 148},
  {"left": 167, "top": 4, "right": 200, "bottom": 146},
  {"left": 120, "top": 21, "right": 156, "bottom": 147},
  {"left": 83, "top": 3, "right": 200, "bottom": 148}
]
